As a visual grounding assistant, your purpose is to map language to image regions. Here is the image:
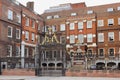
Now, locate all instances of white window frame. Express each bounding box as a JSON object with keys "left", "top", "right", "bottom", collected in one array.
[
  {"left": 25, "top": 47, "right": 29, "bottom": 57},
  {"left": 32, "top": 48, "right": 35, "bottom": 58},
  {"left": 97, "top": 20, "right": 104, "bottom": 27},
  {"left": 70, "top": 35, "right": 75, "bottom": 44},
  {"left": 16, "top": 14, "right": 21, "bottom": 23},
  {"left": 37, "top": 35, "right": 40, "bottom": 43},
  {"left": 87, "top": 34, "right": 93, "bottom": 42},
  {"left": 108, "top": 32, "right": 114, "bottom": 42},
  {"left": 78, "top": 22, "right": 83, "bottom": 29},
  {"left": 108, "top": 19, "right": 114, "bottom": 26},
  {"left": 32, "top": 20, "right": 35, "bottom": 28},
  {"left": 16, "top": 29, "right": 20, "bottom": 39},
  {"left": 78, "top": 34, "right": 84, "bottom": 43},
  {"left": 107, "top": 8, "right": 114, "bottom": 12},
  {"left": 118, "top": 18, "right": 120, "bottom": 25},
  {"left": 54, "top": 15, "right": 59, "bottom": 19},
  {"left": 70, "top": 23, "right": 74, "bottom": 30},
  {"left": 38, "top": 24, "right": 41, "bottom": 31},
  {"left": 119, "top": 32, "right": 120, "bottom": 41},
  {"left": 87, "top": 49, "right": 93, "bottom": 57},
  {"left": 7, "top": 45, "right": 12, "bottom": 57},
  {"left": 25, "top": 17, "right": 29, "bottom": 26},
  {"left": 8, "top": 9, "right": 13, "bottom": 20},
  {"left": 98, "top": 48, "right": 104, "bottom": 57},
  {"left": 71, "top": 13, "right": 77, "bottom": 16},
  {"left": 47, "top": 16, "right": 52, "bottom": 19},
  {"left": 8, "top": 26, "right": 13, "bottom": 38},
  {"left": 52, "top": 25, "right": 56, "bottom": 32},
  {"left": 60, "top": 36, "right": 66, "bottom": 44},
  {"left": 60, "top": 24, "right": 65, "bottom": 31},
  {"left": 32, "top": 33, "right": 35, "bottom": 42},
  {"left": 87, "top": 10, "right": 93, "bottom": 14},
  {"left": 98, "top": 33, "right": 104, "bottom": 42},
  {"left": 117, "top": 6, "right": 120, "bottom": 10},
  {"left": 16, "top": 46, "right": 20, "bottom": 57},
  {"left": 87, "top": 21, "right": 92, "bottom": 28},
  {"left": 25, "top": 31, "right": 29, "bottom": 41},
  {"left": 108, "top": 48, "right": 115, "bottom": 57}
]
